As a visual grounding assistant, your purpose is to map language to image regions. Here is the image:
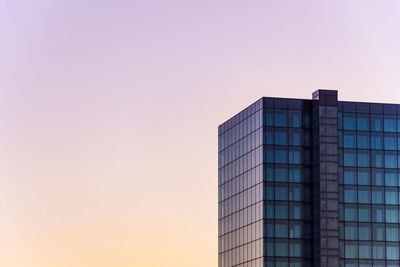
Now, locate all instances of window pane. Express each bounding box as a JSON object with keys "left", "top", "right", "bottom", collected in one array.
[
  {"left": 386, "top": 207, "right": 399, "bottom": 223},
  {"left": 358, "top": 188, "right": 370, "bottom": 203},
  {"left": 371, "top": 132, "right": 383, "bottom": 149},
  {"left": 358, "top": 169, "right": 370, "bottom": 185},
  {"left": 372, "top": 150, "right": 384, "bottom": 168},
  {"left": 343, "top": 113, "right": 356, "bottom": 130},
  {"left": 372, "top": 188, "right": 384, "bottom": 204},
  {"left": 289, "top": 129, "right": 301, "bottom": 146},
  {"left": 344, "top": 168, "right": 356, "bottom": 184},
  {"left": 275, "top": 185, "right": 288, "bottom": 201},
  {"left": 275, "top": 222, "right": 288, "bottom": 238},
  {"left": 358, "top": 132, "right": 370, "bottom": 149},
  {"left": 385, "top": 151, "right": 397, "bottom": 168},
  {"left": 275, "top": 166, "right": 288, "bottom": 182},
  {"left": 344, "top": 132, "right": 356, "bottom": 148},
  {"left": 275, "top": 110, "right": 287, "bottom": 127},
  {"left": 344, "top": 150, "right": 356, "bottom": 166},
  {"left": 385, "top": 170, "right": 398, "bottom": 186},
  {"left": 275, "top": 129, "right": 287, "bottom": 145},
  {"left": 384, "top": 133, "right": 397, "bottom": 150},
  {"left": 386, "top": 225, "right": 399, "bottom": 241},
  {"left": 371, "top": 114, "right": 383, "bottom": 131},
  {"left": 358, "top": 150, "right": 370, "bottom": 167},
  {"left": 384, "top": 115, "right": 397, "bottom": 132},
  {"left": 345, "top": 223, "right": 357, "bottom": 240},
  {"left": 275, "top": 148, "right": 288, "bottom": 163},
  {"left": 386, "top": 188, "right": 398, "bottom": 205},
  {"left": 358, "top": 224, "right": 371, "bottom": 240},
  {"left": 357, "top": 114, "right": 369, "bottom": 131},
  {"left": 345, "top": 188, "right": 357, "bottom": 203},
  {"left": 288, "top": 110, "right": 301, "bottom": 128}
]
